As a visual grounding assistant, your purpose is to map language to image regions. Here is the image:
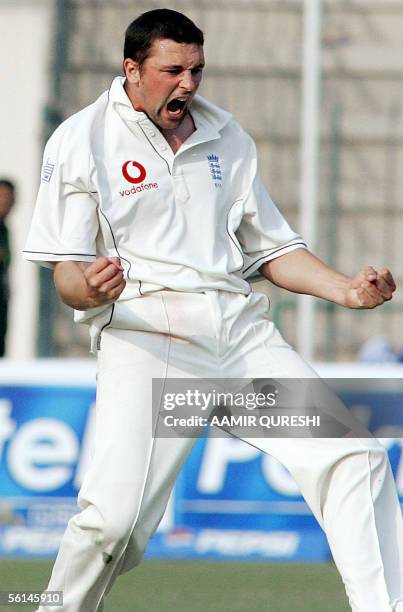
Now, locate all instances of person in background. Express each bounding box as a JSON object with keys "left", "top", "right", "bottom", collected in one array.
[
  {"left": 358, "top": 335, "right": 399, "bottom": 363},
  {"left": 0, "top": 179, "right": 15, "bottom": 356}
]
